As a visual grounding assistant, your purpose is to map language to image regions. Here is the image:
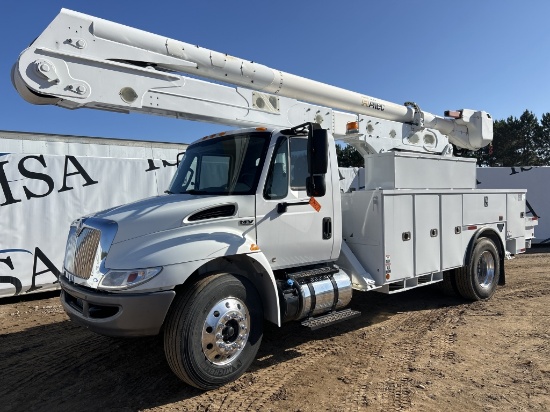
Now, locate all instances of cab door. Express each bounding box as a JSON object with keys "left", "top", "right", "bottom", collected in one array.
[{"left": 255, "top": 136, "right": 334, "bottom": 269}]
